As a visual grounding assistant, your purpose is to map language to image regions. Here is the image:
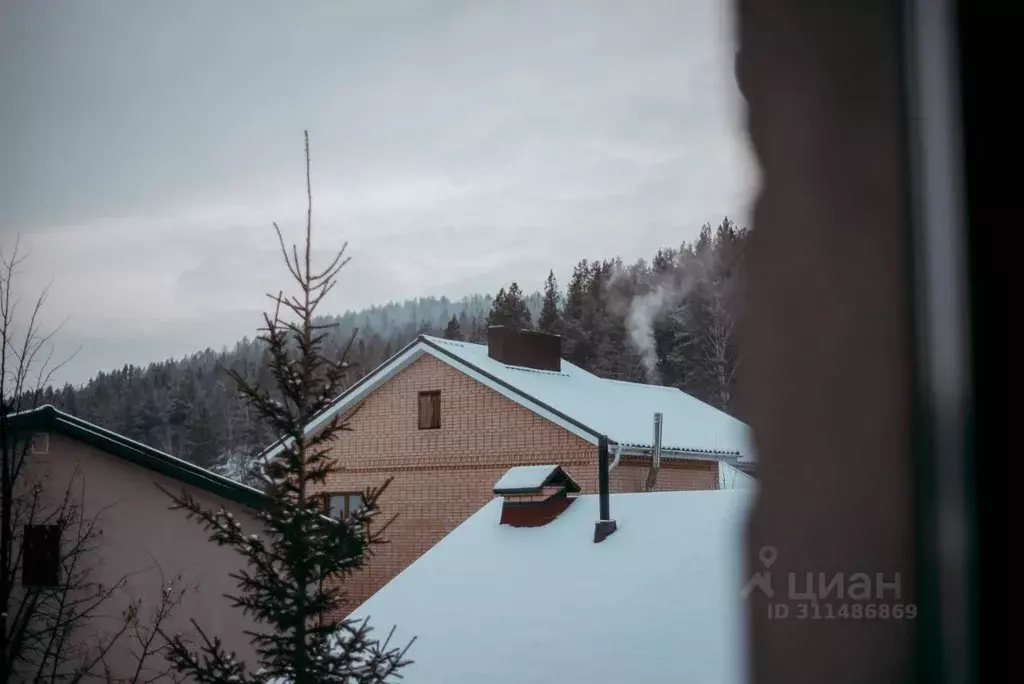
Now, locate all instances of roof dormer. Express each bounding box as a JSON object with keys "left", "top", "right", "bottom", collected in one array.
[{"left": 493, "top": 464, "right": 580, "bottom": 527}]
